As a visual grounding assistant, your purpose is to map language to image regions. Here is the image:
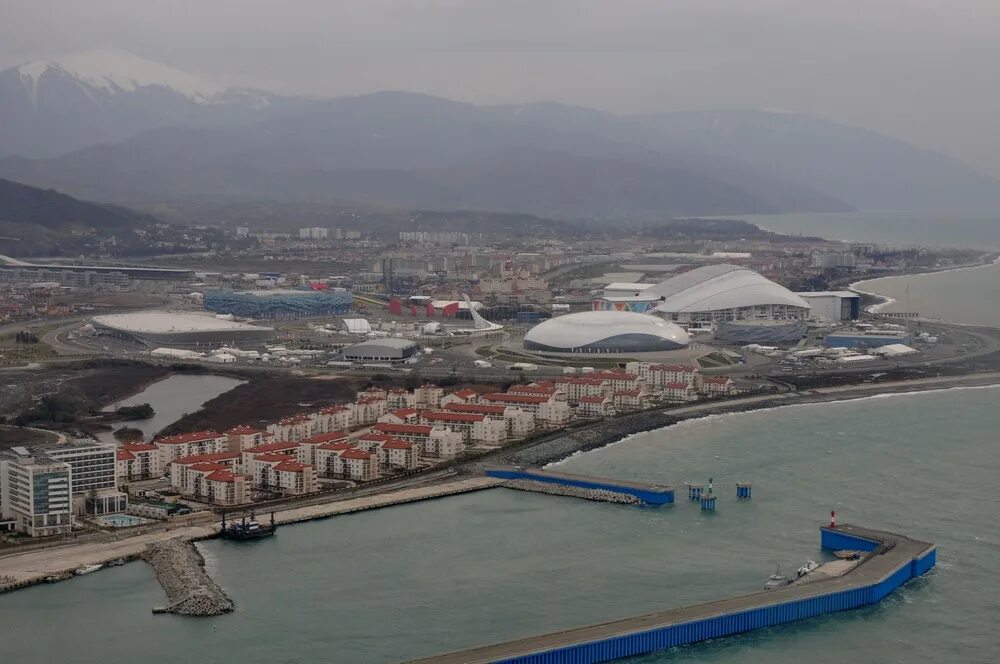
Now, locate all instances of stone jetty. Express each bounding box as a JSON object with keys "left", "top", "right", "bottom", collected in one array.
[
  {"left": 502, "top": 479, "right": 639, "bottom": 504},
  {"left": 142, "top": 538, "right": 234, "bottom": 616}
]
